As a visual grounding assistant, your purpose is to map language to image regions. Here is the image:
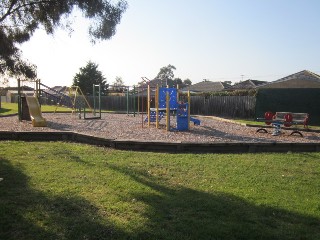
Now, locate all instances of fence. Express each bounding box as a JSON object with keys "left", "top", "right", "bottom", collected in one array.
[
  {"left": 16, "top": 94, "right": 256, "bottom": 119},
  {"left": 190, "top": 96, "right": 256, "bottom": 119},
  {"left": 87, "top": 95, "right": 256, "bottom": 119}
]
